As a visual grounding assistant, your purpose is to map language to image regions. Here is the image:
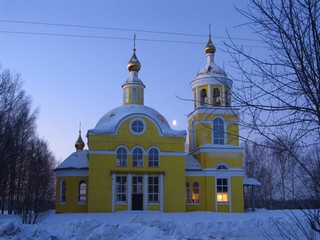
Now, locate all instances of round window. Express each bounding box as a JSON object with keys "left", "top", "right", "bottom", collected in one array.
[{"left": 130, "top": 119, "right": 145, "bottom": 135}]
